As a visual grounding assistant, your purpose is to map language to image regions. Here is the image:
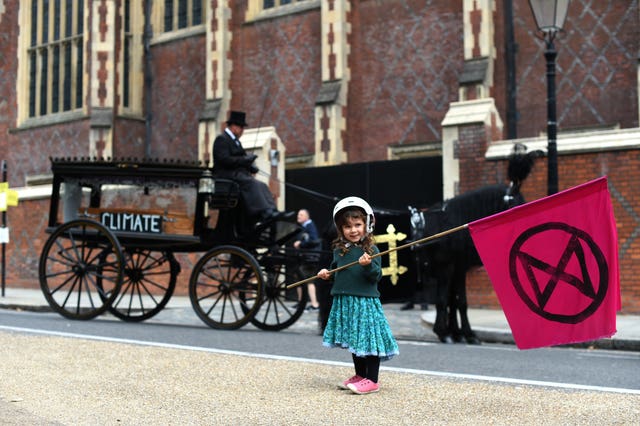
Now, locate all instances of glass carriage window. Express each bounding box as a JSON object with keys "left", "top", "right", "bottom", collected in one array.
[
  {"left": 26, "top": 0, "right": 84, "bottom": 118},
  {"left": 57, "top": 176, "right": 198, "bottom": 235},
  {"left": 163, "top": 0, "right": 204, "bottom": 33}
]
